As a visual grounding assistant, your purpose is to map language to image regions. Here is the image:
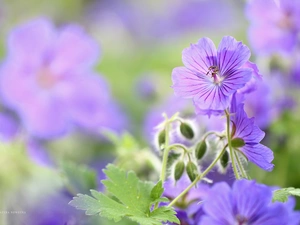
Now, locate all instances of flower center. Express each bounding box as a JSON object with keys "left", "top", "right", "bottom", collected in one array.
[
  {"left": 277, "top": 12, "right": 293, "bottom": 30},
  {"left": 36, "top": 67, "right": 58, "bottom": 89},
  {"left": 206, "top": 66, "right": 223, "bottom": 85},
  {"left": 235, "top": 214, "right": 248, "bottom": 225}
]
